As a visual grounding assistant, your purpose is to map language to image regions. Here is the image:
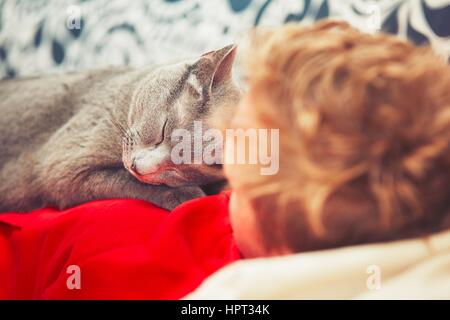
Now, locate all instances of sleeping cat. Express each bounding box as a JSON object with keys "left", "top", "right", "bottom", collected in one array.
[{"left": 0, "top": 45, "right": 240, "bottom": 212}]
